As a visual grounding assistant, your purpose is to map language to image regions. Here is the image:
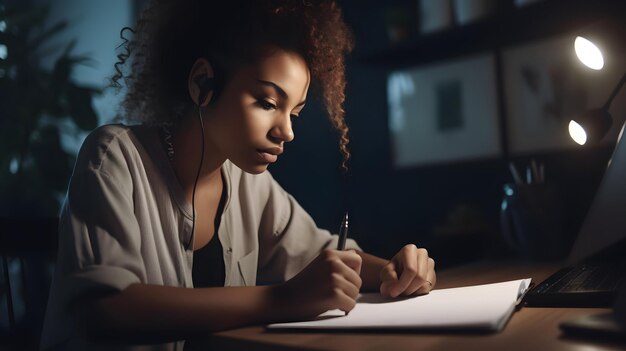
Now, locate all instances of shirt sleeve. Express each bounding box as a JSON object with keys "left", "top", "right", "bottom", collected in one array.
[
  {"left": 256, "top": 173, "right": 361, "bottom": 283},
  {"left": 54, "top": 140, "right": 145, "bottom": 309}
]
